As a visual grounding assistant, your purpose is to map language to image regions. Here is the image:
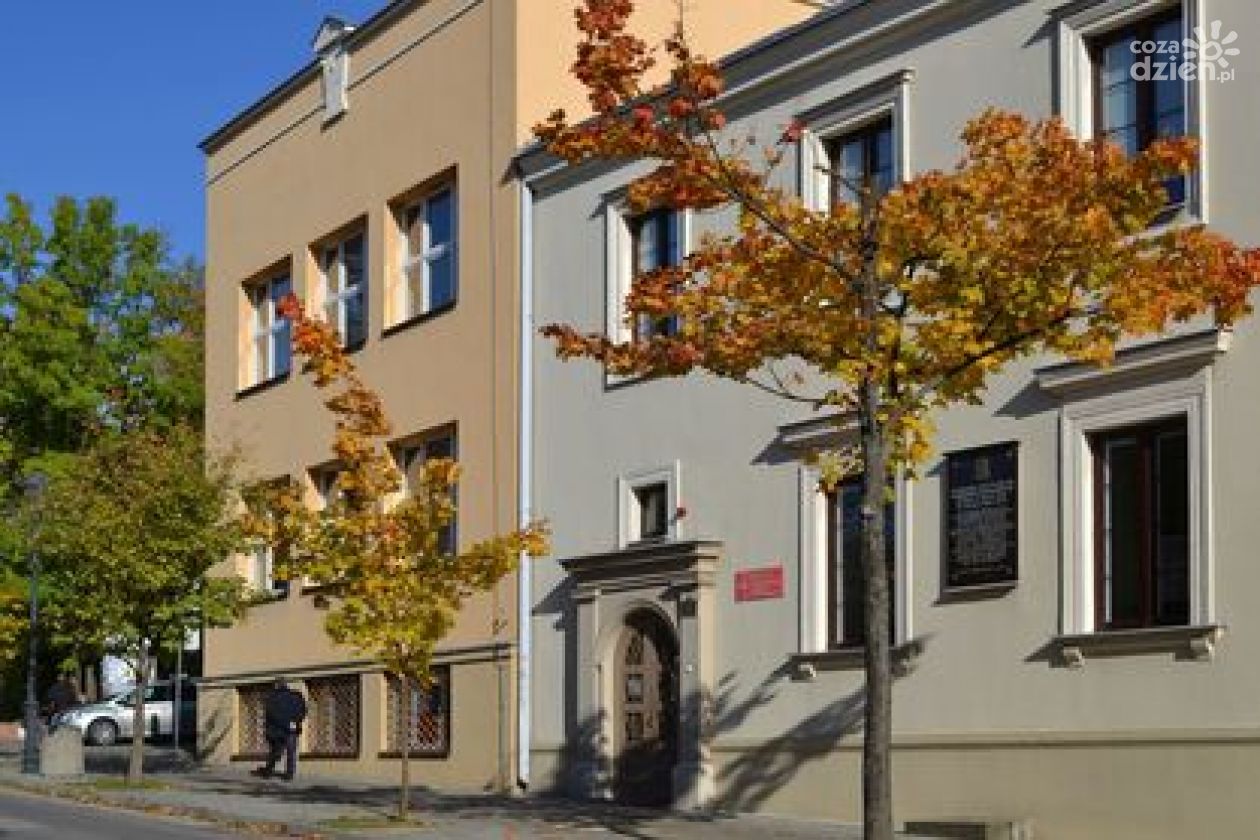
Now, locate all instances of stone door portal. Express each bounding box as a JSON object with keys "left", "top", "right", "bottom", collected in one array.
[{"left": 613, "top": 610, "right": 678, "bottom": 806}]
